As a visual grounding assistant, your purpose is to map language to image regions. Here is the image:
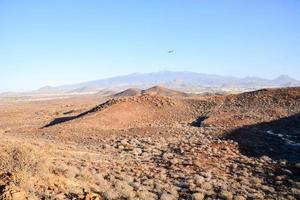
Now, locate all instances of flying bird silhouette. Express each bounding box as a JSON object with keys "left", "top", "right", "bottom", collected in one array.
[{"left": 167, "top": 50, "right": 174, "bottom": 53}]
